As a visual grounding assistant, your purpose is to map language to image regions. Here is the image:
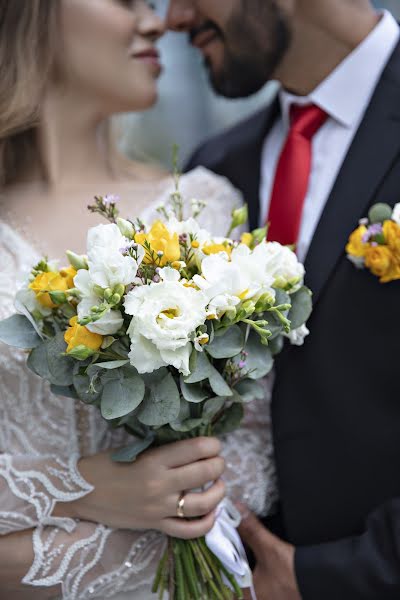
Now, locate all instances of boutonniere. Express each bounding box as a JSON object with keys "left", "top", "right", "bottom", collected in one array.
[{"left": 346, "top": 203, "right": 400, "bottom": 283}]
